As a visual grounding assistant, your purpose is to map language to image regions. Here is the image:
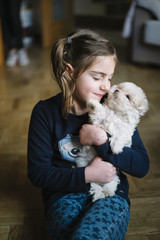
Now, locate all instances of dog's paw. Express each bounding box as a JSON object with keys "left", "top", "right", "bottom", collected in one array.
[
  {"left": 90, "top": 183, "right": 105, "bottom": 202},
  {"left": 87, "top": 99, "right": 101, "bottom": 112},
  {"left": 102, "top": 175, "right": 120, "bottom": 197}
]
